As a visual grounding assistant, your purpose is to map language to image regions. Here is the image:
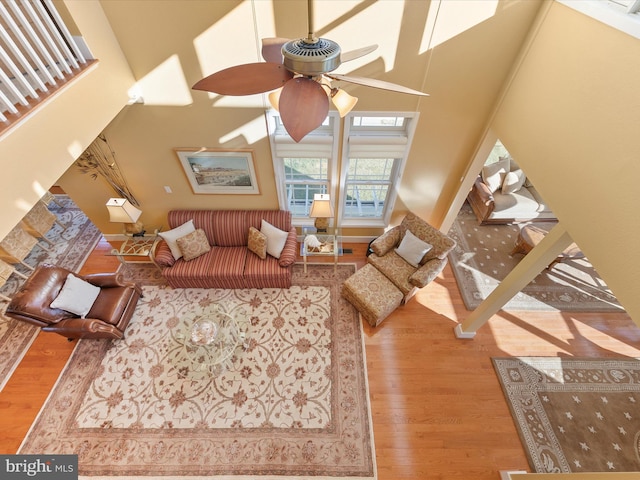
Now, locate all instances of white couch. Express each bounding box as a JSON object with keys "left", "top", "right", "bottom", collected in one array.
[{"left": 466, "top": 156, "right": 556, "bottom": 225}]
